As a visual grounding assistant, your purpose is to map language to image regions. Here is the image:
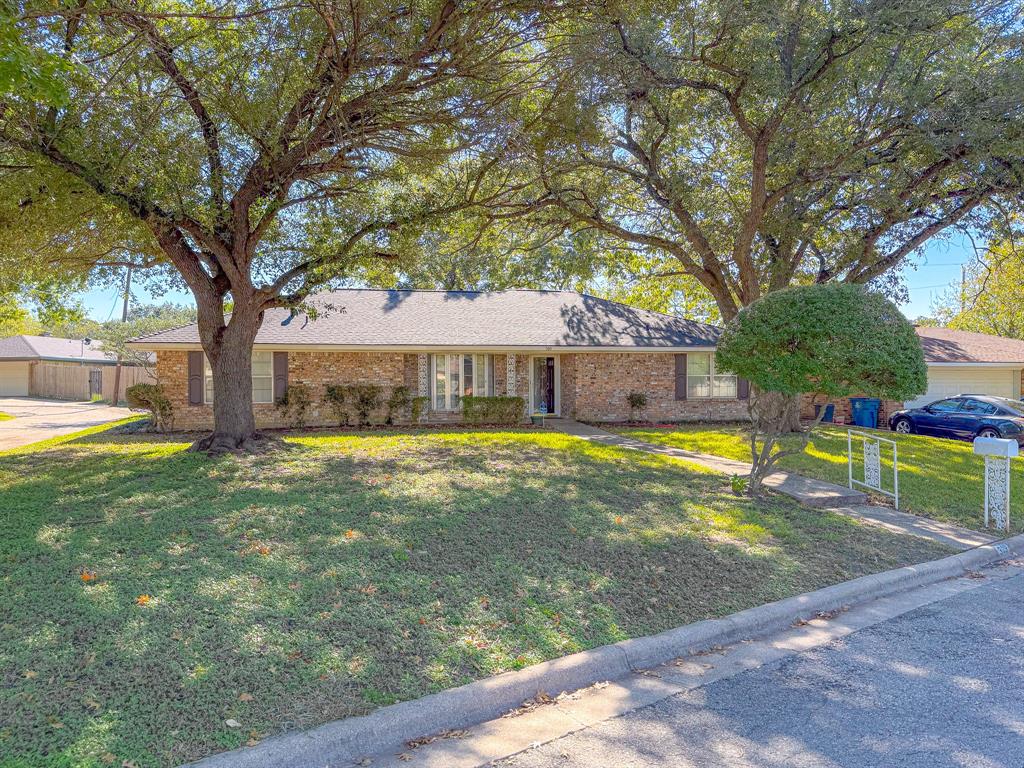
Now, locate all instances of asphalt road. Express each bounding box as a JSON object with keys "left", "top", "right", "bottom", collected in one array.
[{"left": 498, "top": 571, "right": 1024, "bottom": 768}]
